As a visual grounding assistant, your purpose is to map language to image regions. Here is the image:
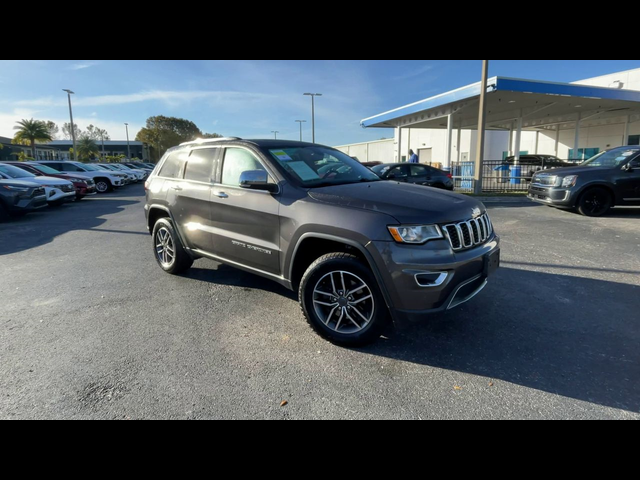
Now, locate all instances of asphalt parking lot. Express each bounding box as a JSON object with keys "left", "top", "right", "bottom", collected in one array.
[{"left": 1, "top": 187, "right": 639, "bottom": 420}]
